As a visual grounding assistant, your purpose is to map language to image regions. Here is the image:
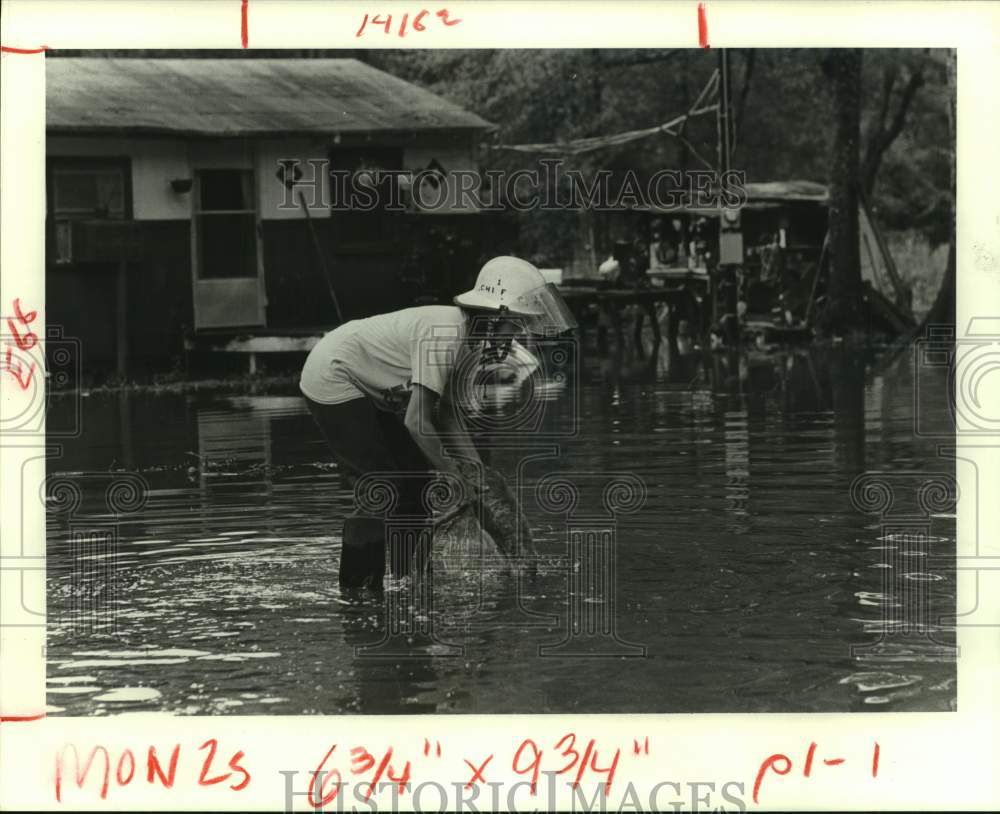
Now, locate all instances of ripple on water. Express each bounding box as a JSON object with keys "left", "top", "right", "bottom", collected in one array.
[
  {"left": 151, "top": 548, "right": 283, "bottom": 565},
  {"left": 124, "top": 539, "right": 175, "bottom": 546},
  {"left": 93, "top": 687, "right": 163, "bottom": 702},
  {"left": 877, "top": 533, "right": 951, "bottom": 544},
  {"left": 47, "top": 686, "right": 102, "bottom": 695},
  {"left": 43, "top": 364, "right": 958, "bottom": 715},
  {"left": 196, "top": 652, "right": 282, "bottom": 661},
  {"left": 61, "top": 658, "right": 190, "bottom": 669},
  {"left": 854, "top": 591, "right": 900, "bottom": 607},
  {"left": 71, "top": 649, "right": 211, "bottom": 658},
  {"left": 182, "top": 539, "right": 255, "bottom": 548},
  {"left": 839, "top": 671, "right": 923, "bottom": 693}
]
